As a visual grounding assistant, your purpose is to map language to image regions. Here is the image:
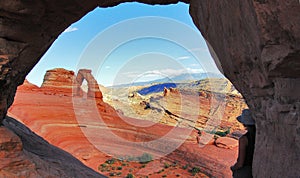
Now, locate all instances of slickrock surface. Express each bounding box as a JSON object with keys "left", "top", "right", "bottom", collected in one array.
[
  {"left": 0, "top": 116, "right": 104, "bottom": 178},
  {"left": 215, "top": 137, "right": 238, "bottom": 149},
  {"left": 8, "top": 81, "right": 238, "bottom": 177}
]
